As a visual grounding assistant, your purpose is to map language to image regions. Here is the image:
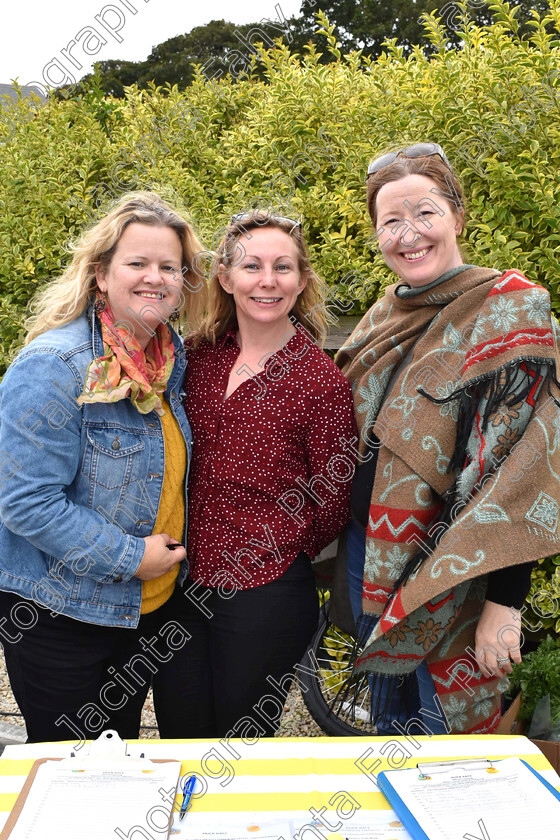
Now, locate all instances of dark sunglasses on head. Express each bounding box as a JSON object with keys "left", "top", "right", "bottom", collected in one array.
[
  {"left": 366, "top": 143, "right": 452, "bottom": 179},
  {"left": 229, "top": 212, "right": 302, "bottom": 236}
]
